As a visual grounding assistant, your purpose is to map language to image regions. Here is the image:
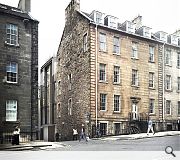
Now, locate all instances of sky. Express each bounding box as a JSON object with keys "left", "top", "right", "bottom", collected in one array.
[{"left": 0, "top": 0, "right": 180, "bottom": 68}]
